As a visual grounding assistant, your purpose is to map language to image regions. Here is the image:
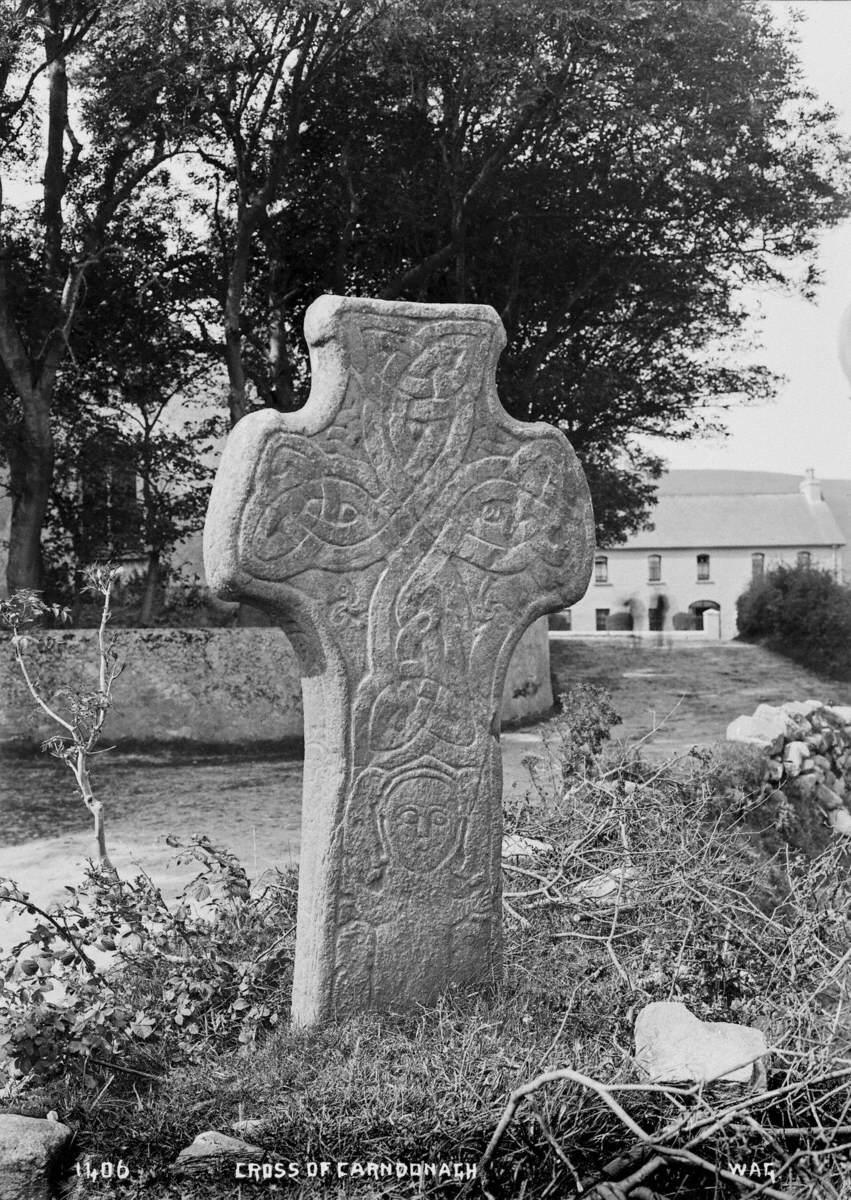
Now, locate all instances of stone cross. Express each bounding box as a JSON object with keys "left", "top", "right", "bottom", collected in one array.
[{"left": 204, "top": 296, "right": 594, "bottom": 1025}]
